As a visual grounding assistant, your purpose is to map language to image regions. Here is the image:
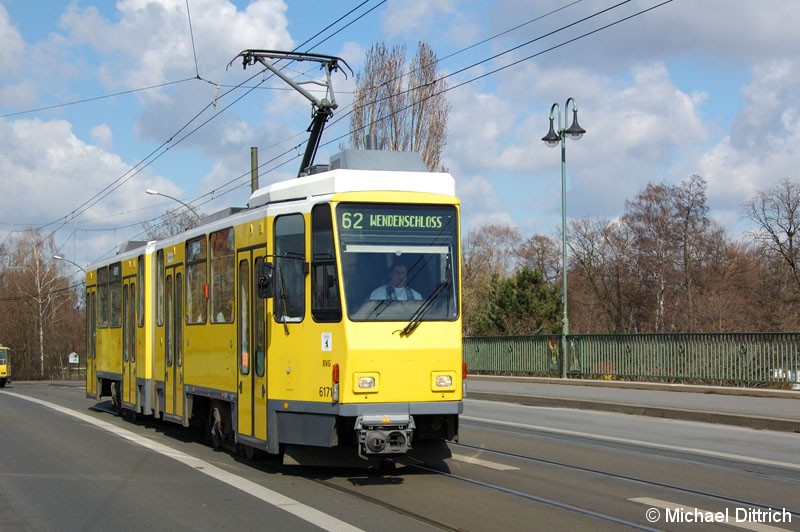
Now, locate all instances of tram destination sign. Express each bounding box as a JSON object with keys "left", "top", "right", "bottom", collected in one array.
[{"left": 338, "top": 205, "right": 455, "bottom": 234}]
